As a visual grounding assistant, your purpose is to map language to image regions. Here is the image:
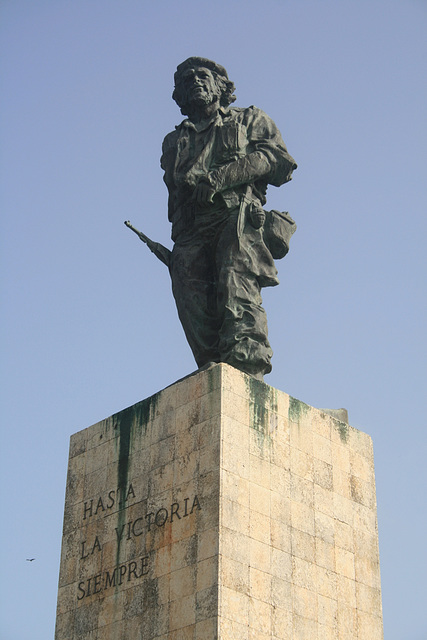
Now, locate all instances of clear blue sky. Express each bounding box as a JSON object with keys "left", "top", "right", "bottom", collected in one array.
[{"left": 1, "top": 1, "right": 426, "bottom": 638}]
